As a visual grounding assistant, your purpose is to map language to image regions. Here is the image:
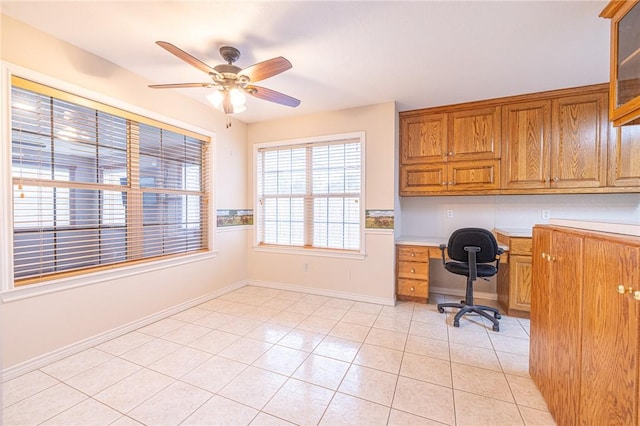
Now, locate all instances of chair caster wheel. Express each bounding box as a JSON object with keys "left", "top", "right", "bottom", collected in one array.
[
  {"left": 492, "top": 325, "right": 500, "bottom": 332},
  {"left": 437, "top": 307, "right": 444, "bottom": 313},
  {"left": 495, "top": 313, "right": 501, "bottom": 319},
  {"left": 453, "top": 321, "right": 460, "bottom": 328}
]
